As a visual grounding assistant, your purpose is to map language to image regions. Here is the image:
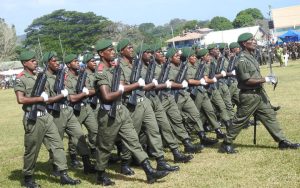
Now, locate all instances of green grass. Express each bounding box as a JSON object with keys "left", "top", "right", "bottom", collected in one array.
[{"left": 0, "top": 60, "right": 300, "bottom": 188}]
